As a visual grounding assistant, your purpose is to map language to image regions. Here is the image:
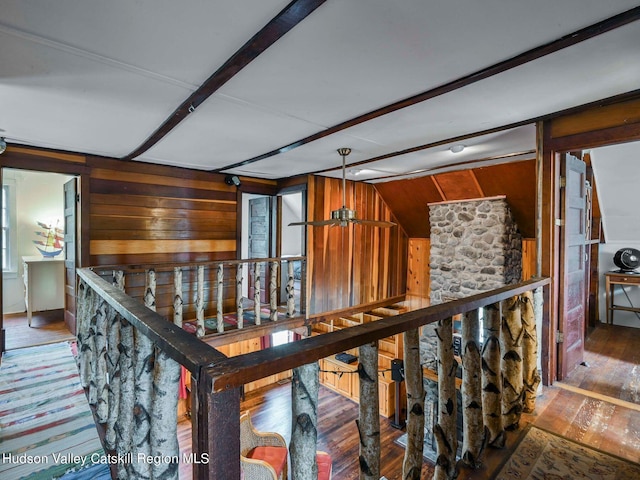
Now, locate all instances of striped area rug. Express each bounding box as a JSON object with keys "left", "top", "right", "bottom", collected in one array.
[{"left": 0, "top": 342, "right": 111, "bottom": 479}]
